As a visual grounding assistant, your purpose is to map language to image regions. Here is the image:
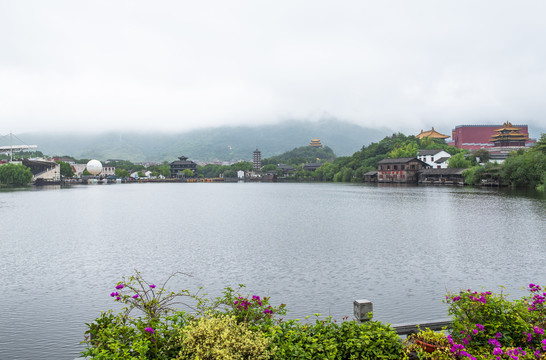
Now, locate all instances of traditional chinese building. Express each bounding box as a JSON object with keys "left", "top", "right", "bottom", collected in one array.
[
  {"left": 490, "top": 122, "right": 530, "bottom": 147},
  {"left": 416, "top": 127, "right": 450, "bottom": 140},
  {"left": 451, "top": 124, "right": 532, "bottom": 150},
  {"left": 170, "top": 156, "right": 197, "bottom": 178},
  {"left": 309, "top": 138, "right": 323, "bottom": 147},
  {"left": 253, "top": 149, "right": 262, "bottom": 170},
  {"left": 377, "top": 158, "right": 430, "bottom": 183}
]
